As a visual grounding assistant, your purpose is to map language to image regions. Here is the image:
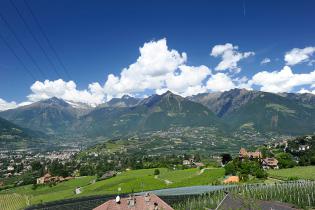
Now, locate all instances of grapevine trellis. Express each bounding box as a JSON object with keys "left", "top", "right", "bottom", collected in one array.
[
  {"left": 0, "top": 193, "right": 29, "bottom": 210},
  {"left": 173, "top": 181, "right": 315, "bottom": 210}
]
